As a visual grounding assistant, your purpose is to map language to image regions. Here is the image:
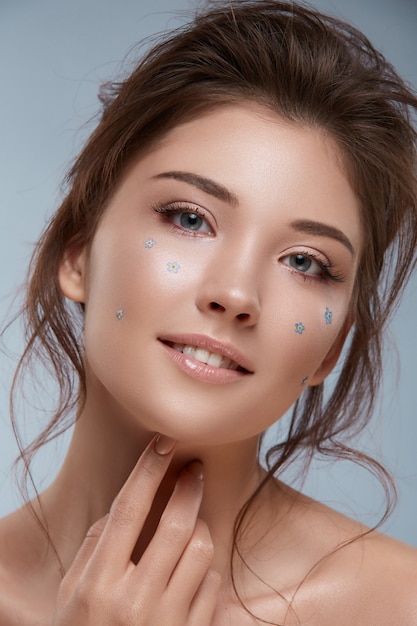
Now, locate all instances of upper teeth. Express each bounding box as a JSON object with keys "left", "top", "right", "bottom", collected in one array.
[{"left": 172, "top": 344, "right": 239, "bottom": 370}]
